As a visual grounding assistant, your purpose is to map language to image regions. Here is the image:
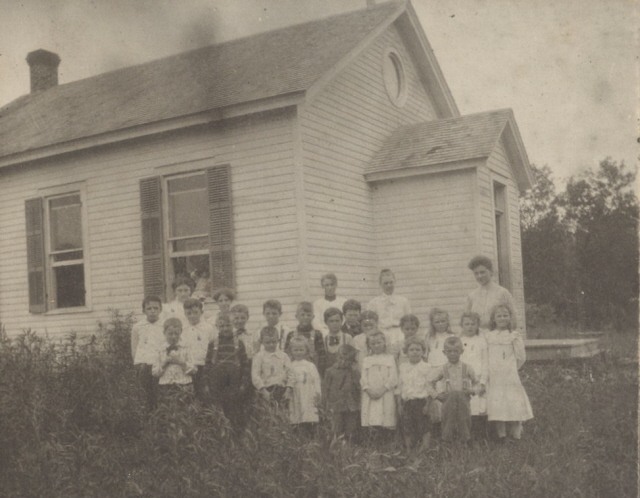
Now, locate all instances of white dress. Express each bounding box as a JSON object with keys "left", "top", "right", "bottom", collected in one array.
[
  {"left": 361, "top": 353, "right": 398, "bottom": 428},
  {"left": 366, "top": 294, "right": 411, "bottom": 332},
  {"left": 460, "top": 334, "right": 489, "bottom": 415},
  {"left": 289, "top": 359, "right": 321, "bottom": 424},
  {"left": 485, "top": 329, "right": 533, "bottom": 422}
]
